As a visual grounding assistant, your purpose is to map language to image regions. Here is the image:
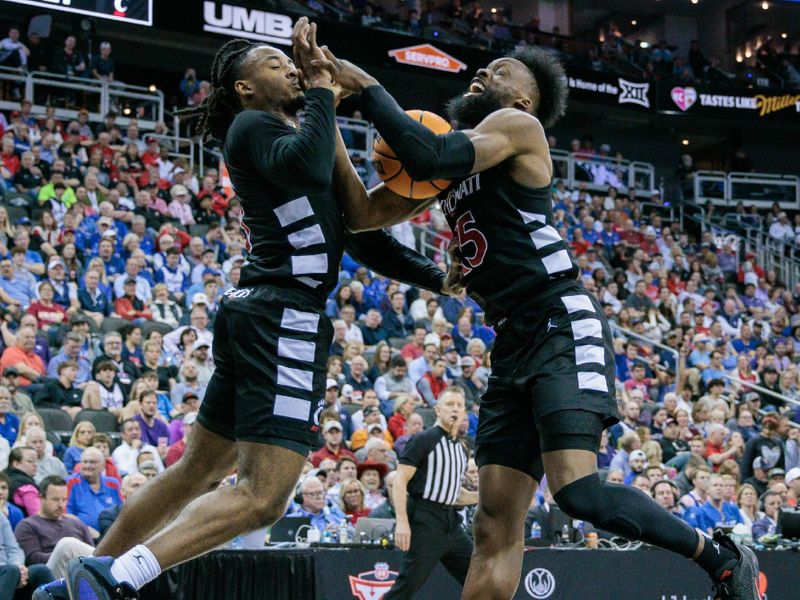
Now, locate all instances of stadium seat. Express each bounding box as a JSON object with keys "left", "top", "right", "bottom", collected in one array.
[
  {"left": 189, "top": 224, "right": 209, "bottom": 238},
  {"left": 38, "top": 407, "right": 75, "bottom": 438},
  {"left": 74, "top": 409, "right": 119, "bottom": 433},
  {"left": 4, "top": 203, "right": 29, "bottom": 223},
  {"left": 141, "top": 321, "right": 174, "bottom": 338},
  {"left": 387, "top": 337, "right": 407, "bottom": 350},
  {"left": 340, "top": 403, "right": 361, "bottom": 416},
  {"left": 100, "top": 317, "right": 130, "bottom": 334},
  {"left": 417, "top": 407, "right": 436, "bottom": 428}
]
